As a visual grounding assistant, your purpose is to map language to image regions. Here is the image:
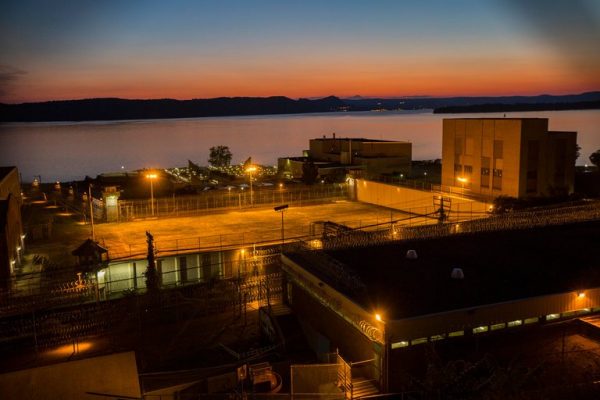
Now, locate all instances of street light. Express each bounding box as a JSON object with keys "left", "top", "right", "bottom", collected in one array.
[
  {"left": 274, "top": 204, "right": 289, "bottom": 251},
  {"left": 246, "top": 165, "right": 257, "bottom": 206},
  {"left": 457, "top": 176, "right": 468, "bottom": 195},
  {"left": 146, "top": 173, "right": 158, "bottom": 216}
]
